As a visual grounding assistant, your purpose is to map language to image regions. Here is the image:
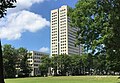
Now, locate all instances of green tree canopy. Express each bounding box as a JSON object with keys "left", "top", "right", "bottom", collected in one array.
[
  {"left": 70, "top": 0, "right": 120, "bottom": 72},
  {"left": 2, "top": 44, "right": 18, "bottom": 78},
  {"left": 17, "top": 47, "right": 32, "bottom": 77}
]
